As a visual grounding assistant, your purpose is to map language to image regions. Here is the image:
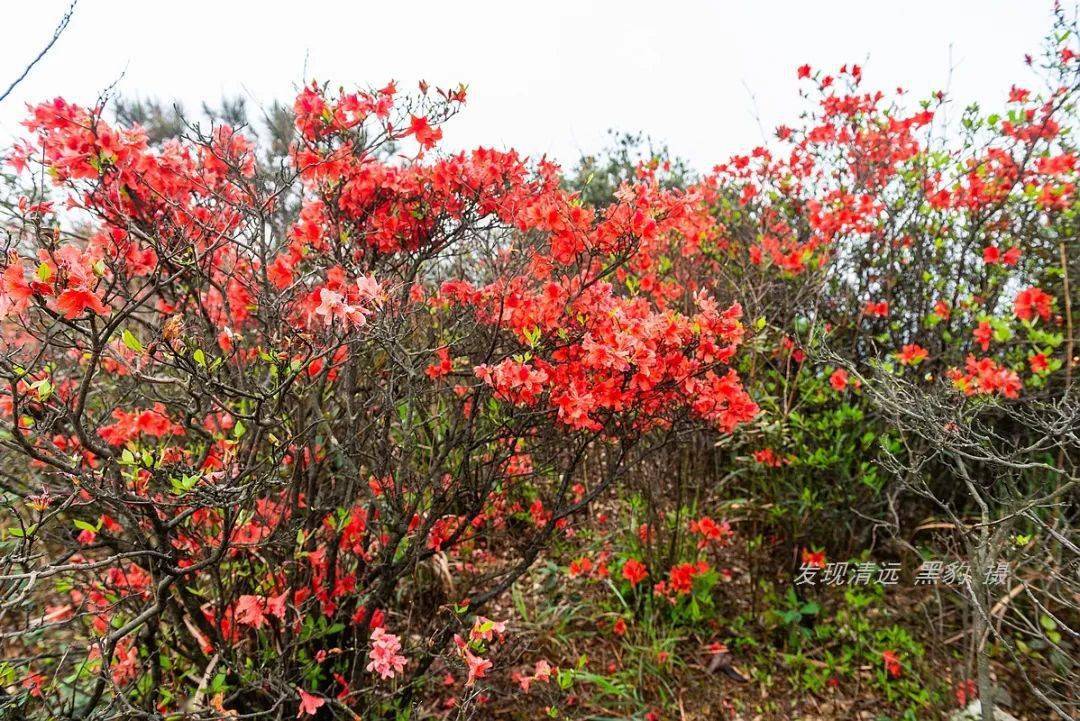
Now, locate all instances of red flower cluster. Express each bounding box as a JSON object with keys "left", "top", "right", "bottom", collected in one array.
[
  {"left": 947, "top": 356, "right": 1023, "bottom": 398},
  {"left": 689, "top": 516, "right": 733, "bottom": 549},
  {"left": 655, "top": 560, "right": 711, "bottom": 597}
]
